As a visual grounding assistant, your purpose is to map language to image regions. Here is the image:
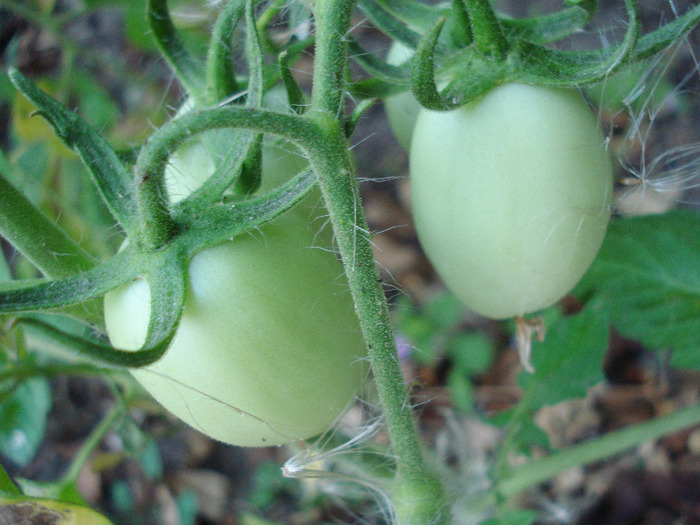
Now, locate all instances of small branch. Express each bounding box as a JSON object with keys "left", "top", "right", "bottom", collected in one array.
[{"left": 497, "top": 402, "right": 700, "bottom": 498}]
